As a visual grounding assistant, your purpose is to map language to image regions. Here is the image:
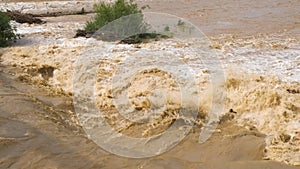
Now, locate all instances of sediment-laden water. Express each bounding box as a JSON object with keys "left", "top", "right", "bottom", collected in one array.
[{"left": 0, "top": 0, "right": 299, "bottom": 168}]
